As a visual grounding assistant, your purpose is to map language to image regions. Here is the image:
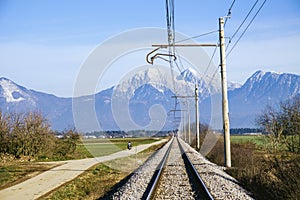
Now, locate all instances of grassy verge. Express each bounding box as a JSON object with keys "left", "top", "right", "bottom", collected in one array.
[
  {"left": 0, "top": 160, "right": 61, "bottom": 190},
  {"left": 0, "top": 141, "right": 93, "bottom": 189},
  {"left": 41, "top": 141, "right": 167, "bottom": 200},
  {"left": 230, "top": 135, "right": 267, "bottom": 147},
  {"left": 81, "top": 138, "right": 162, "bottom": 157},
  {"left": 206, "top": 135, "right": 300, "bottom": 200},
  {"left": 0, "top": 137, "right": 164, "bottom": 191}
]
